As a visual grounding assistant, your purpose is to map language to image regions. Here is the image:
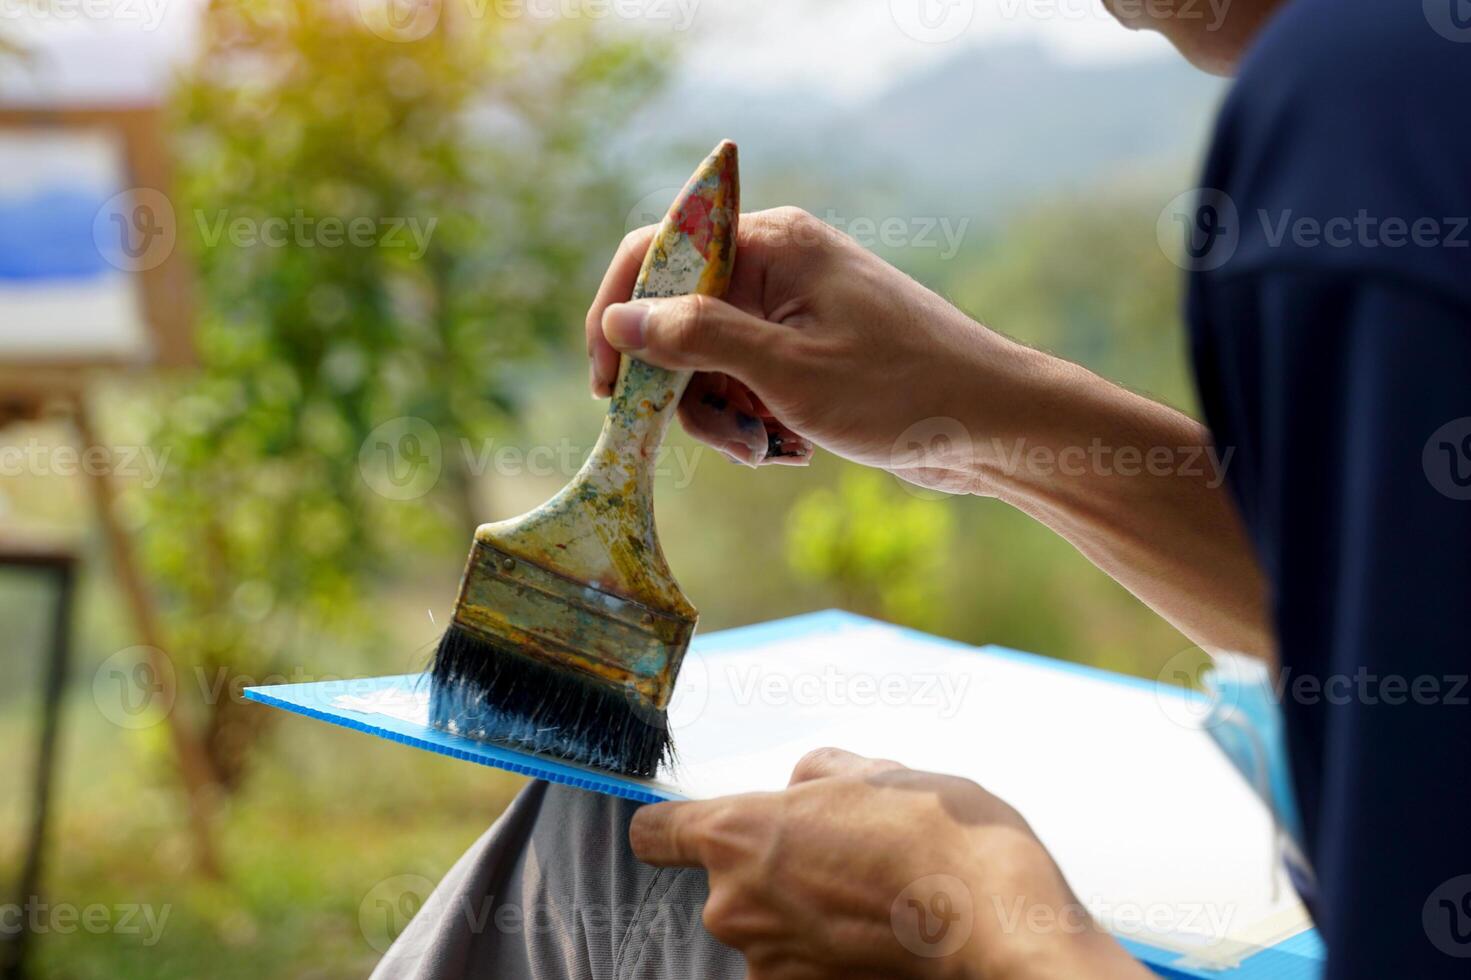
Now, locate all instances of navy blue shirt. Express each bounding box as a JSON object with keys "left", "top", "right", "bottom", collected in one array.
[{"left": 1188, "top": 1, "right": 1471, "bottom": 975}]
